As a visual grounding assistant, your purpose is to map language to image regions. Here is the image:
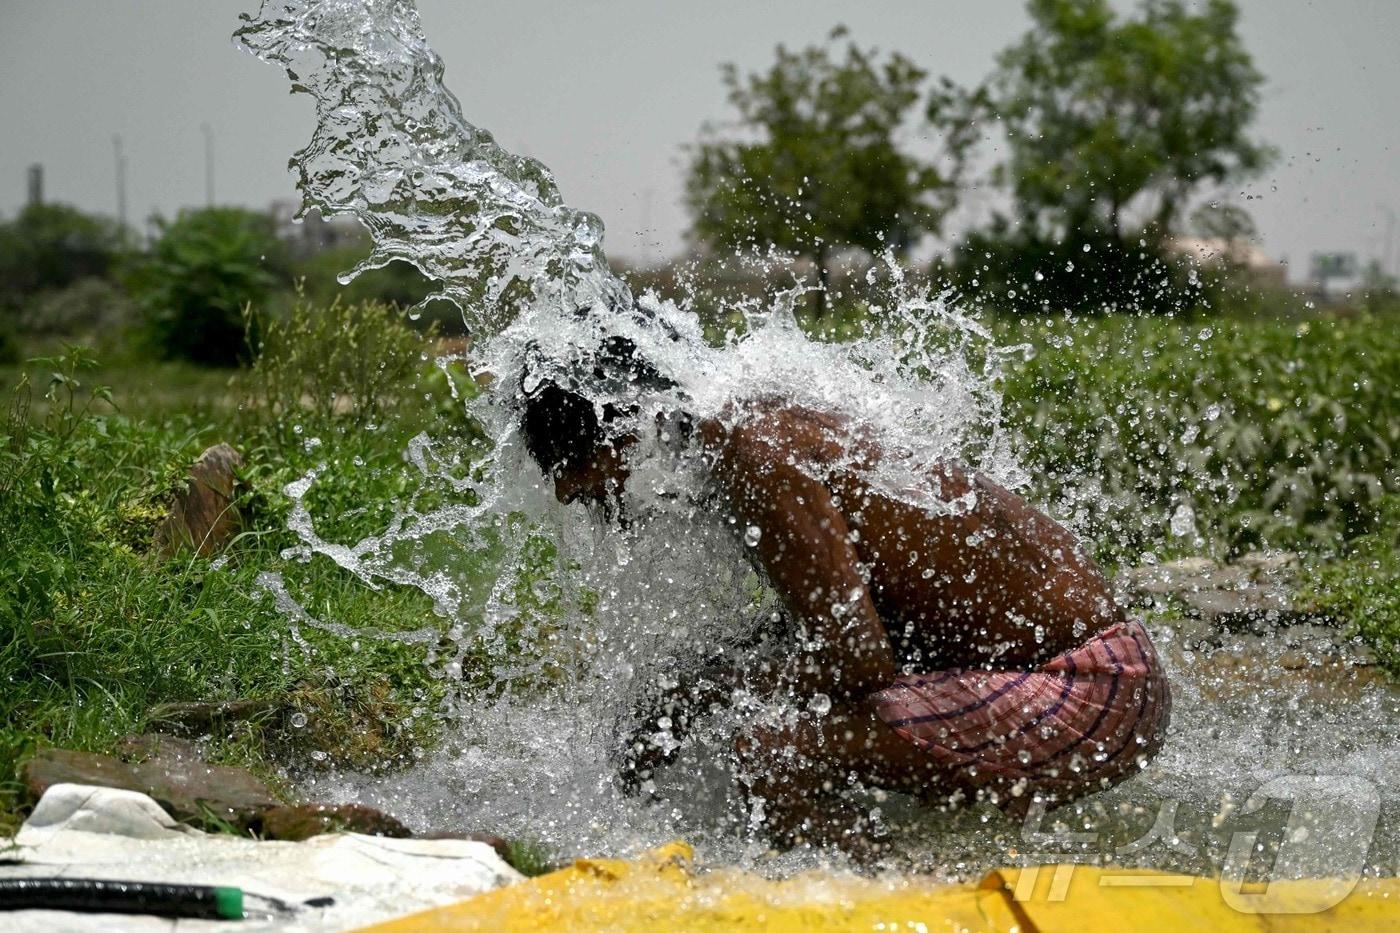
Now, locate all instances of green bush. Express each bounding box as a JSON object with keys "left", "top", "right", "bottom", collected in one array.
[
  {"left": 1000, "top": 314, "right": 1400, "bottom": 565},
  {"left": 0, "top": 324, "right": 17, "bottom": 365},
  {"left": 1310, "top": 496, "right": 1400, "bottom": 675},
  {"left": 20, "top": 277, "right": 136, "bottom": 338},
  {"left": 946, "top": 225, "right": 1209, "bottom": 316},
  {"left": 239, "top": 296, "right": 456, "bottom": 448},
  {"left": 0, "top": 203, "right": 126, "bottom": 313},
  {"left": 126, "top": 207, "right": 287, "bottom": 366}
]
